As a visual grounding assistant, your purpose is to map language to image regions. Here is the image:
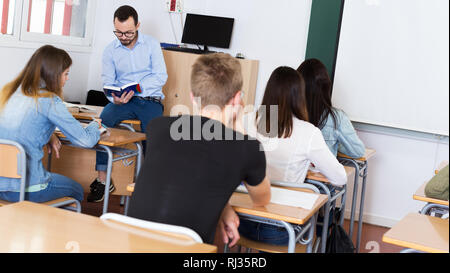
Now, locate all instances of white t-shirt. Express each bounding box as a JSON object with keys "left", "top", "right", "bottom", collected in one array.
[{"left": 244, "top": 113, "right": 347, "bottom": 186}]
